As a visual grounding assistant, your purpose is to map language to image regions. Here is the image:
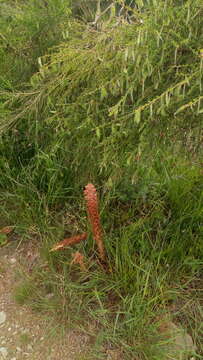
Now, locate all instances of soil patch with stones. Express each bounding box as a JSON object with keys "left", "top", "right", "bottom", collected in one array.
[{"left": 0, "top": 242, "right": 90, "bottom": 360}]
